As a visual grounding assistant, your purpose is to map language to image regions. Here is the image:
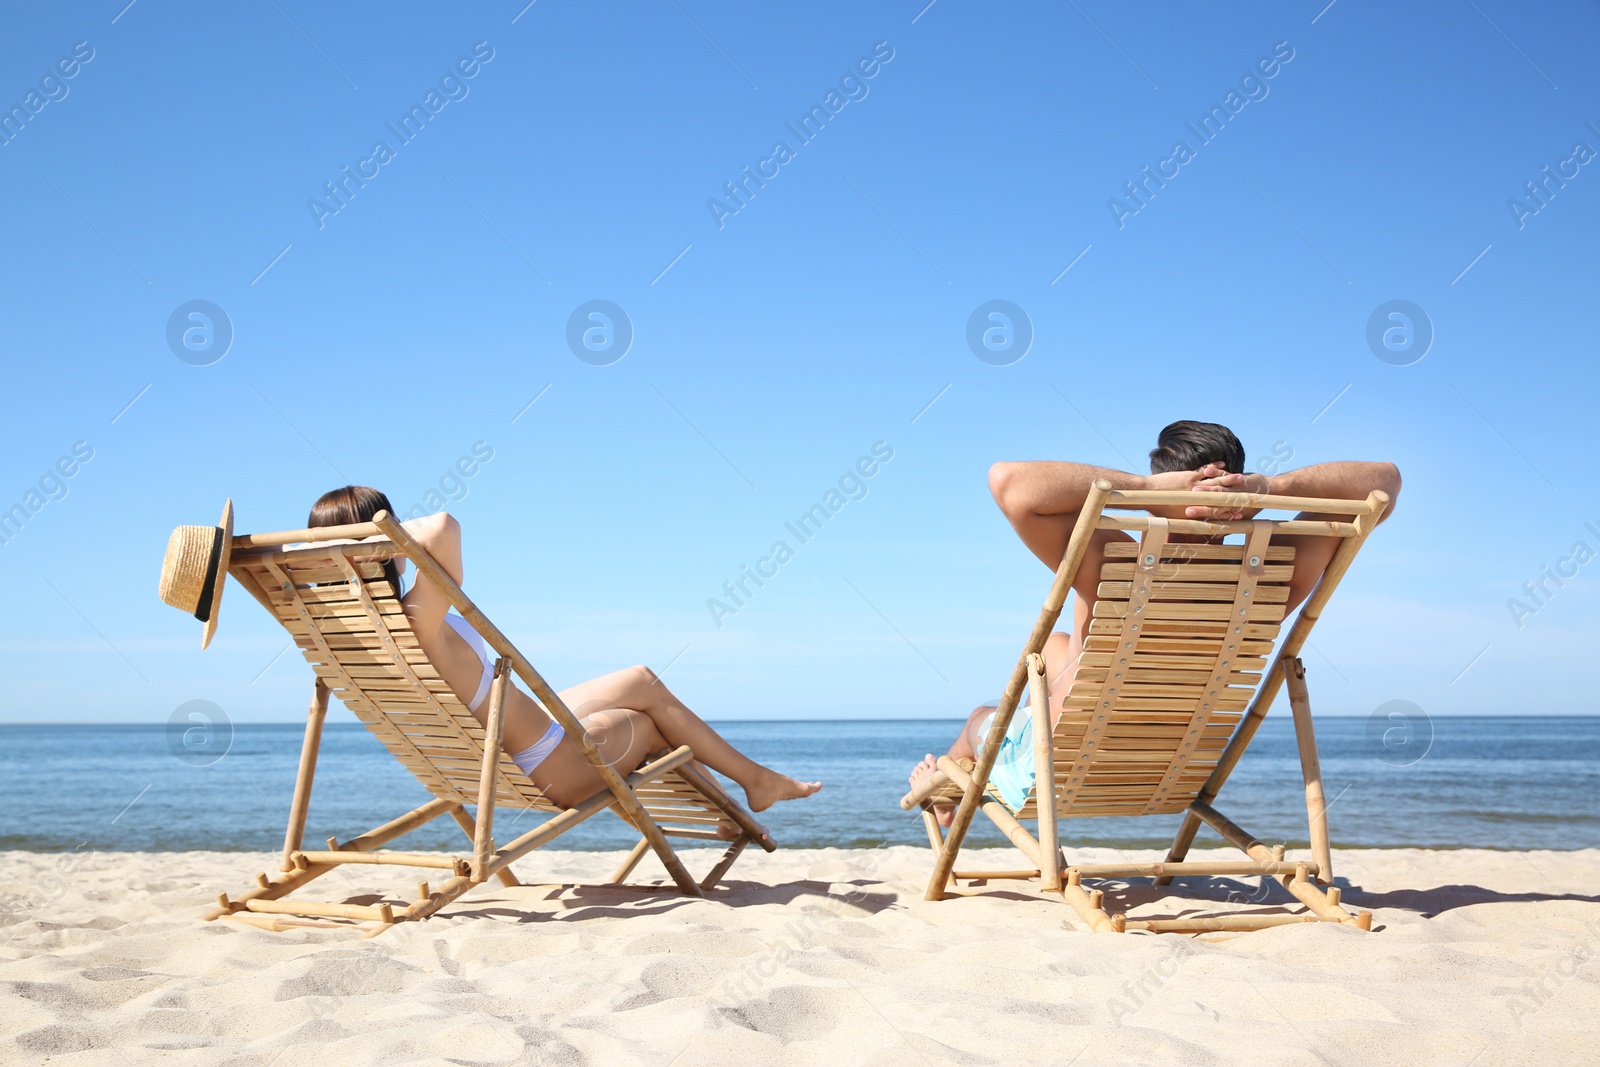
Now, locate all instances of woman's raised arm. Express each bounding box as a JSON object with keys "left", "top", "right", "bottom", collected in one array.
[{"left": 398, "top": 511, "right": 462, "bottom": 639}]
